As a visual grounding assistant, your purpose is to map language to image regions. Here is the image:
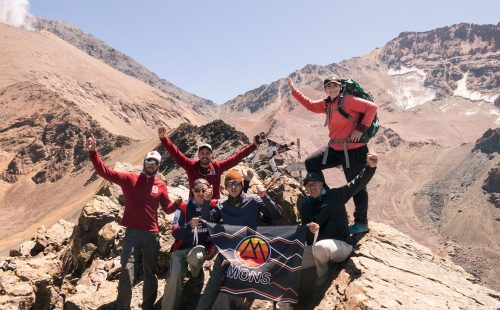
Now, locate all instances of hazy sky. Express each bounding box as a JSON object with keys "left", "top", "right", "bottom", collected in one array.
[{"left": 30, "top": 0, "right": 499, "bottom": 104}]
